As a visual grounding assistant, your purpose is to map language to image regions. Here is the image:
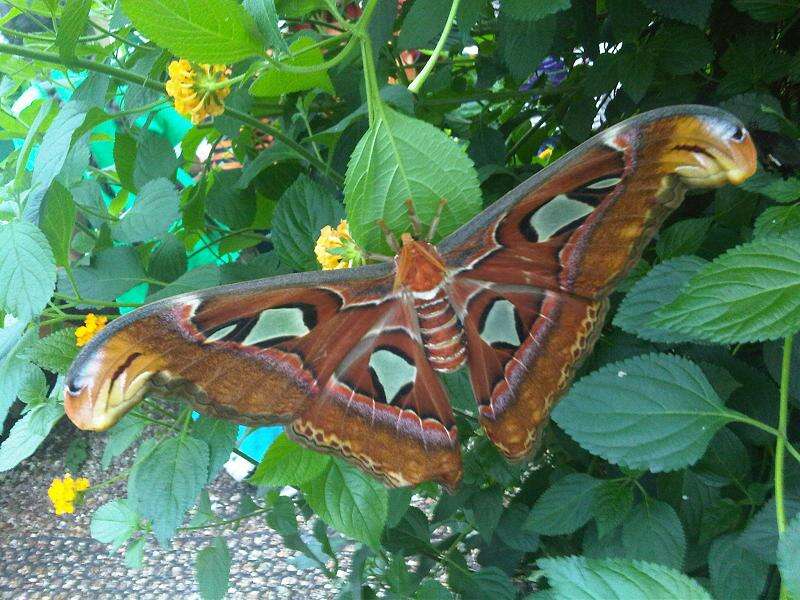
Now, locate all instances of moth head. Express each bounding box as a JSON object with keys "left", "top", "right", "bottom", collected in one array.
[
  {"left": 657, "top": 112, "right": 757, "bottom": 188},
  {"left": 394, "top": 233, "right": 446, "bottom": 292},
  {"left": 64, "top": 320, "right": 158, "bottom": 431}
]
